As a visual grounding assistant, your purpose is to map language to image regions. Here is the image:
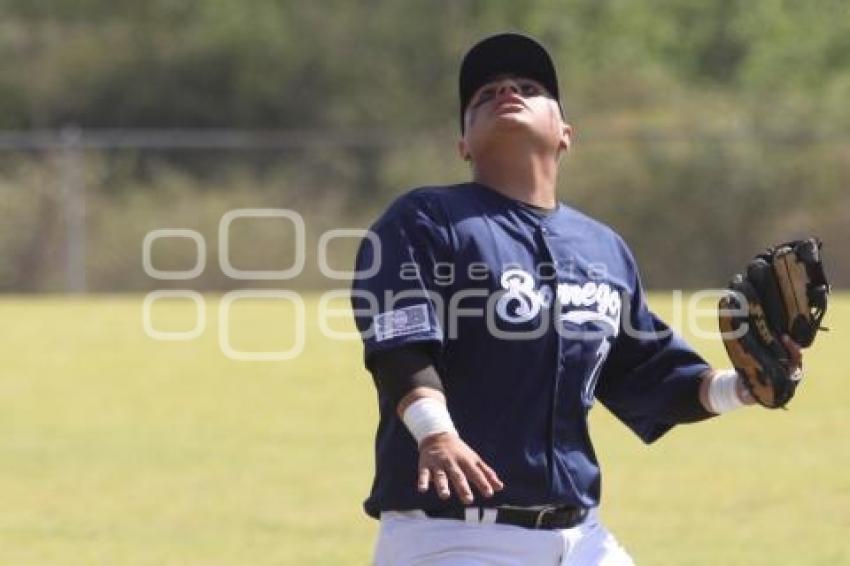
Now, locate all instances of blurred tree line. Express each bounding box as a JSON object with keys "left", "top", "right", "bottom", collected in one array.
[{"left": 0, "top": 0, "right": 847, "bottom": 291}]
